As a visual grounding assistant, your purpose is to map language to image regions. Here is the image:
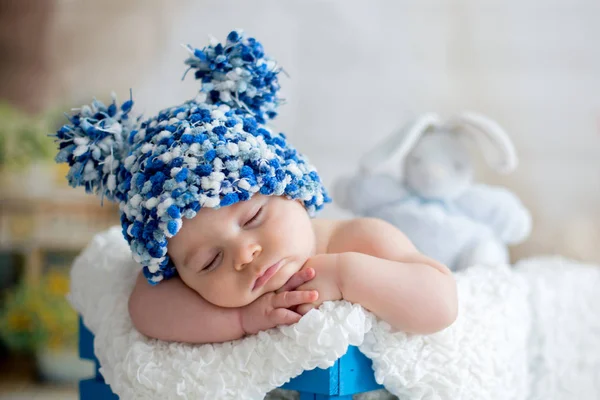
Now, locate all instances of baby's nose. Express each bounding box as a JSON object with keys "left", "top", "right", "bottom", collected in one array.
[{"left": 235, "top": 243, "right": 262, "bottom": 271}]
